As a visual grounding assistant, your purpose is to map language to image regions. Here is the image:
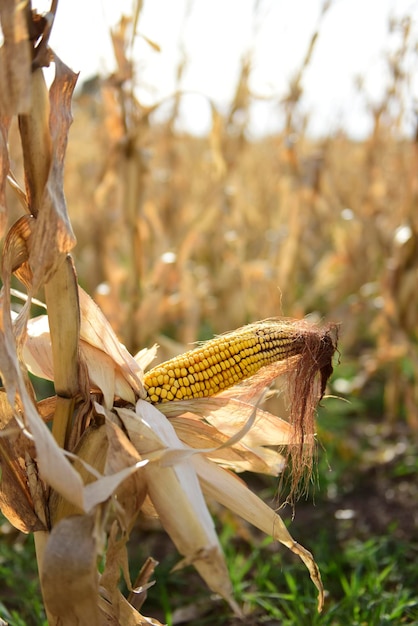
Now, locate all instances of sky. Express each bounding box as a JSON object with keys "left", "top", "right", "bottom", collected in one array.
[{"left": 35, "top": 0, "right": 418, "bottom": 138}]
